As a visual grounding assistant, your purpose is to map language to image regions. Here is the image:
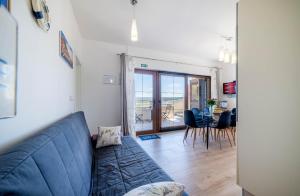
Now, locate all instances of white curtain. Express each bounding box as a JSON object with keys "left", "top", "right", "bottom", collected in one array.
[{"left": 120, "top": 54, "right": 136, "bottom": 137}]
